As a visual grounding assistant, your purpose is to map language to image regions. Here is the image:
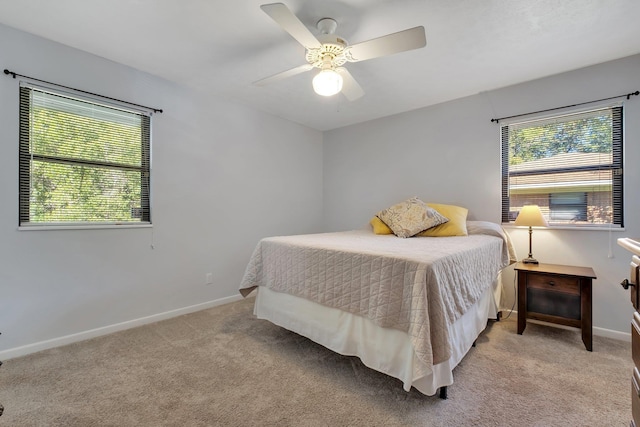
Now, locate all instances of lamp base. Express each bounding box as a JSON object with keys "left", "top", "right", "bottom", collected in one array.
[{"left": 522, "top": 257, "right": 539, "bottom": 265}]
